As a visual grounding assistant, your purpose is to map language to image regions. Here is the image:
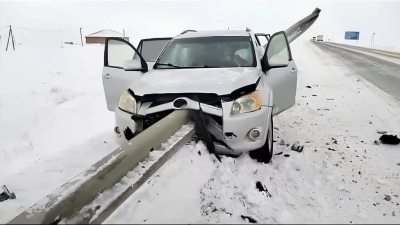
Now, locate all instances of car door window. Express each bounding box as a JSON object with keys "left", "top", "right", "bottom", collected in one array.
[
  {"left": 107, "top": 39, "right": 136, "bottom": 68},
  {"left": 256, "top": 34, "right": 269, "bottom": 47},
  {"left": 266, "top": 33, "right": 290, "bottom": 65},
  {"left": 133, "top": 39, "right": 172, "bottom": 62}
]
